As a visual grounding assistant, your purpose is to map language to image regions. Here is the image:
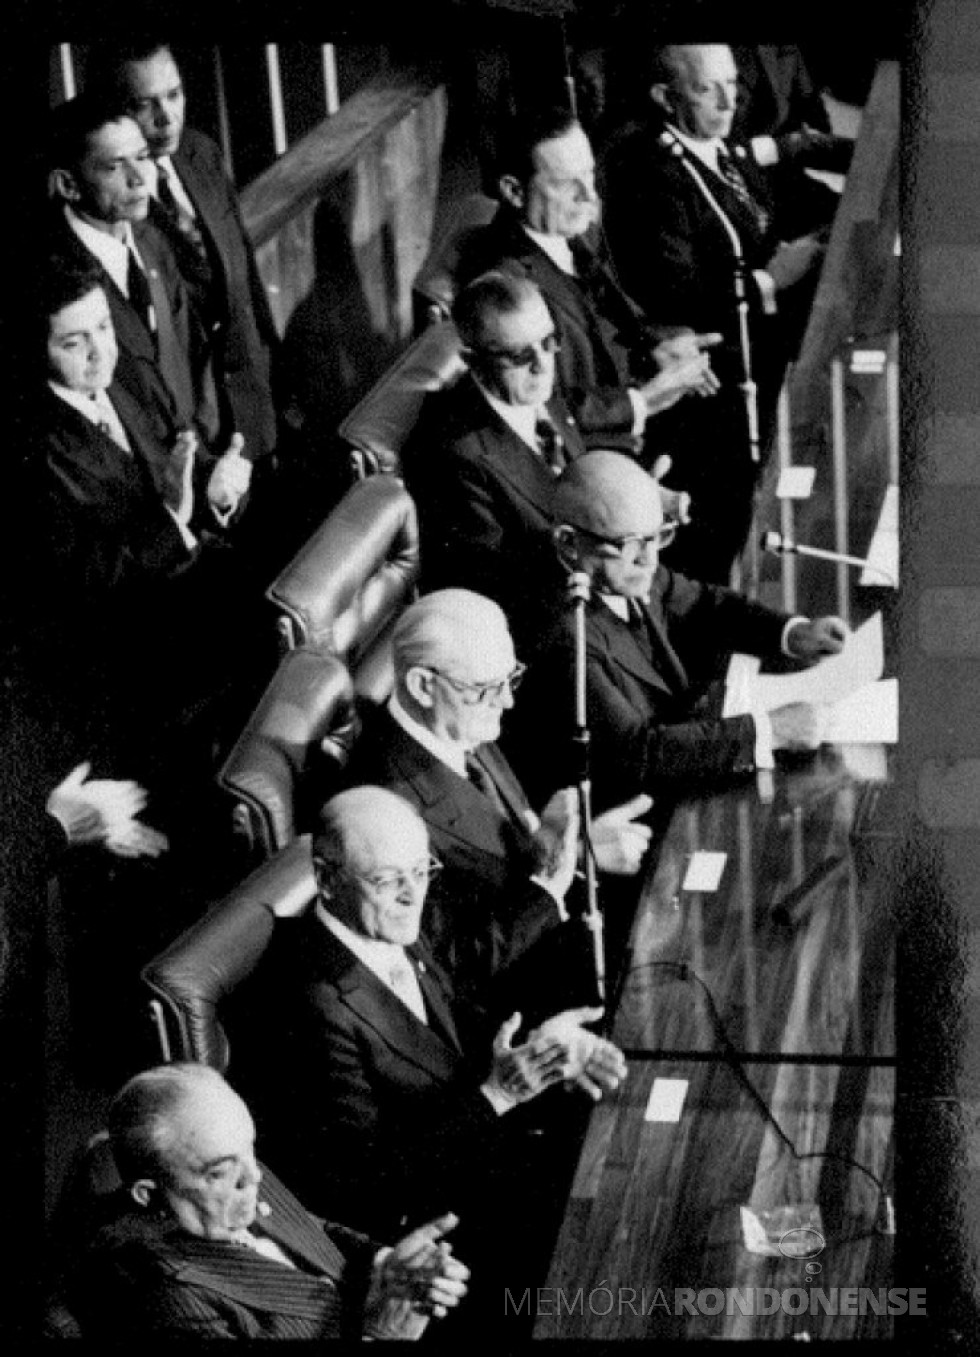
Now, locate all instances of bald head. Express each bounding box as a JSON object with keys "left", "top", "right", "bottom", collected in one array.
[
  {"left": 316, "top": 786, "right": 428, "bottom": 875},
  {"left": 556, "top": 451, "right": 663, "bottom": 540}
]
